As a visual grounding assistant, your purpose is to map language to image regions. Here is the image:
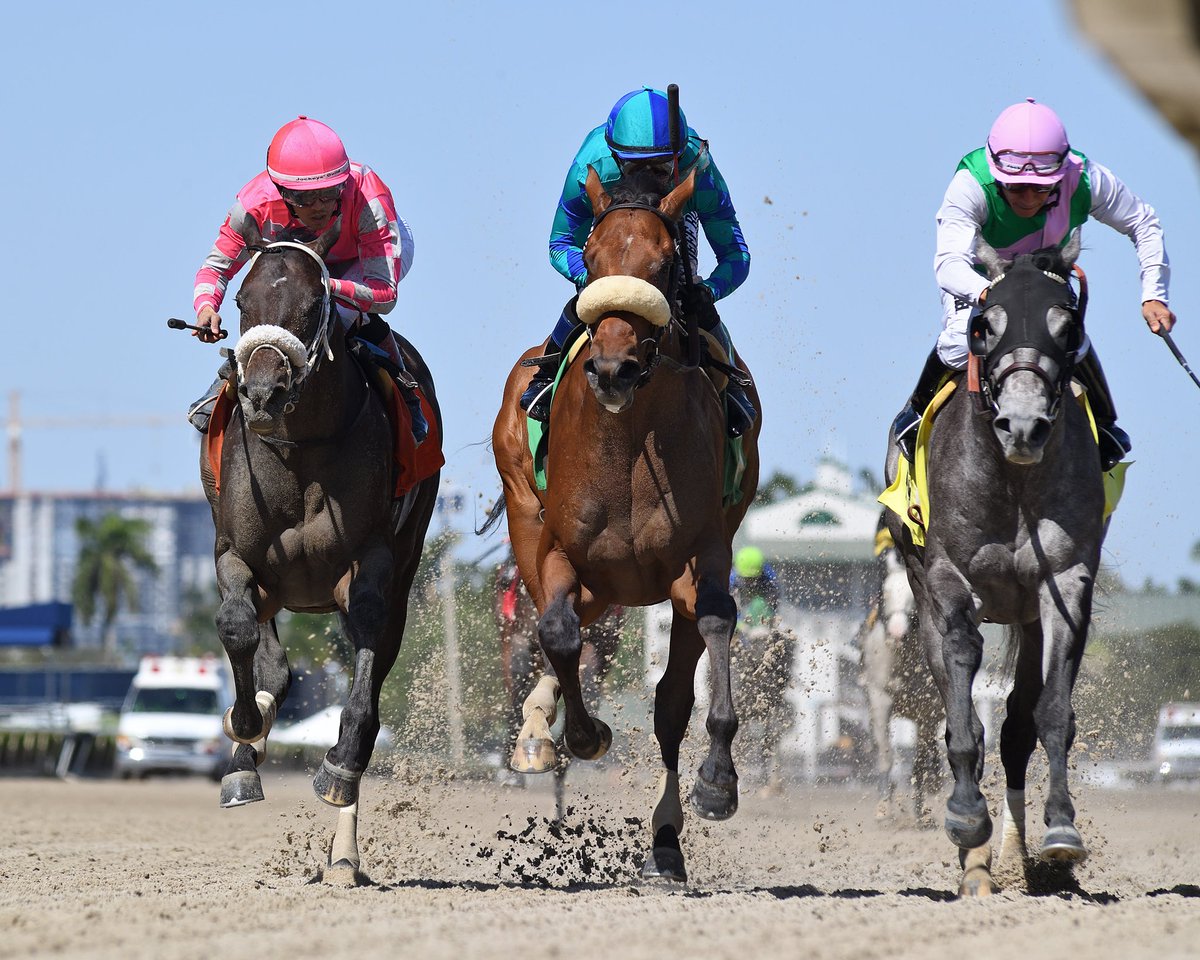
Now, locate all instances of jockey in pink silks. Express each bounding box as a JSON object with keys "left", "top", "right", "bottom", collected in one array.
[
  {"left": 187, "top": 116, "right": 423, "bottom": 439},
  {"left": 891, "top": 98, "right": 1176, "bottom": 471}
]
